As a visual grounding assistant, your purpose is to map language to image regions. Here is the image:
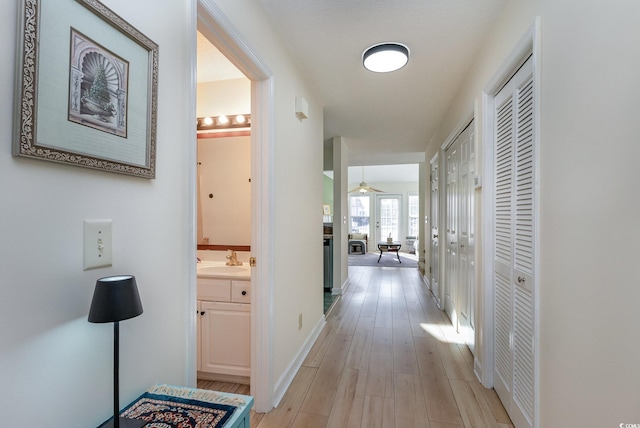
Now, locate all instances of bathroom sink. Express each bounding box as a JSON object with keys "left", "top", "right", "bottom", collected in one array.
[{"left": 198, "top": 266, "right": 246, "bottom": 274}]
